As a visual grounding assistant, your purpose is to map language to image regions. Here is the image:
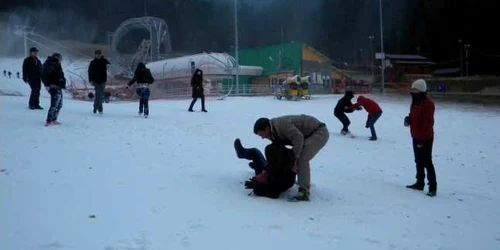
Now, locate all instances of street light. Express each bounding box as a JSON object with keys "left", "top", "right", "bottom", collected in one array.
[
  {"left": 464, "top": 44, "right": 470, "bottom": 77},
  {"left": 458, "top": 39, "right": 463, "bottom": 77},
  {"left": 378, "top": 0, "right": 385, "bottom": 93},
  {"left": 368, "top": 35, "right": 375, "bottom": 84},
  {"left": 234, "top": 0, "right": 240, "bottom": 94}
]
